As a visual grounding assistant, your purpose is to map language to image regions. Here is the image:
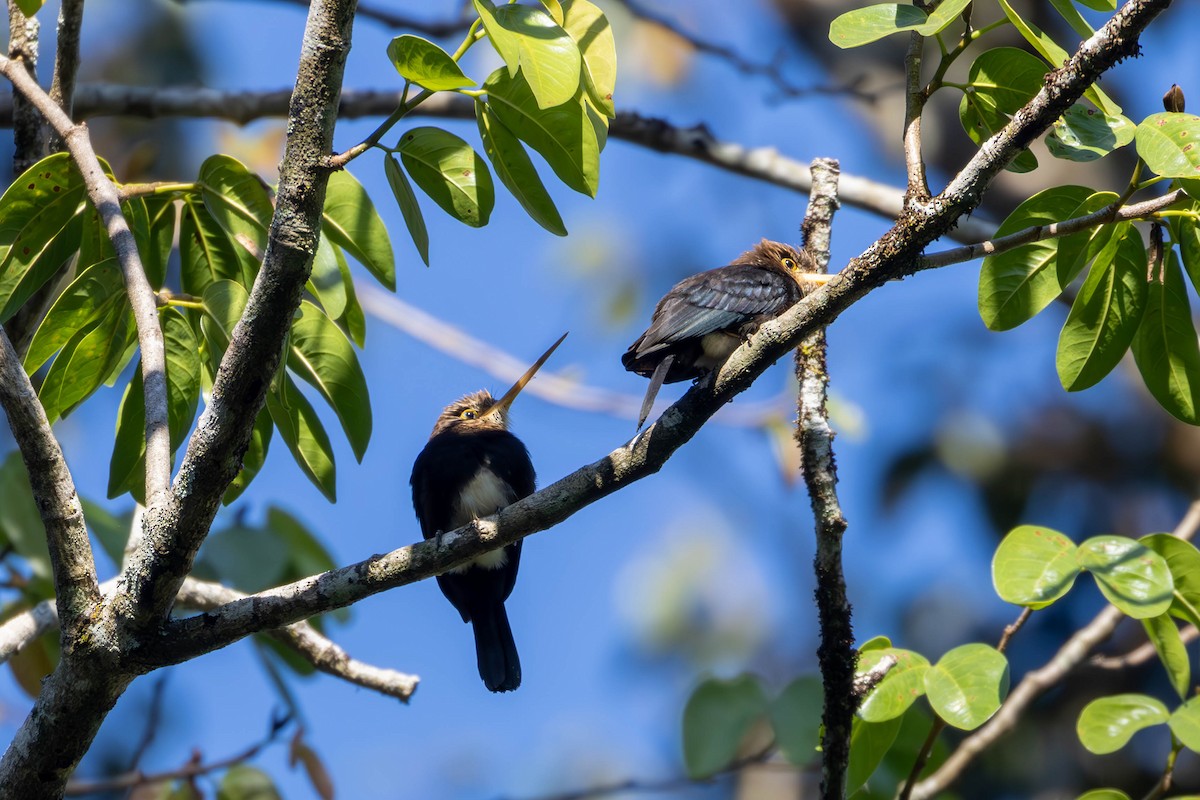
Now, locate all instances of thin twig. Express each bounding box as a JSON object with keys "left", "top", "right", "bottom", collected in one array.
[
  {"left": 795, "top": 158, "right": 850, "bottom": 800},
  {"left": 0, "top": 54, "right": 171, "bottom": 505},
  {"left": 997, "top": 607, "right": 1034, "bottom": 654},
  {"left": 902, "top": 30, "right": 930, "bottom": 203},
  {"left": 63, "top": 713, "right": 292, "bottom": 796},
  {"left": 49, "top": 0, "right": 84, "bottom": 125},
  {"left": 1091, "top": 625, "right": 1200, "bottom": 669}
]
